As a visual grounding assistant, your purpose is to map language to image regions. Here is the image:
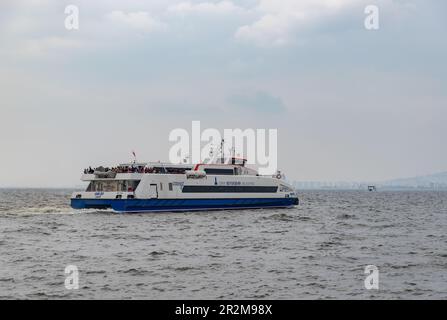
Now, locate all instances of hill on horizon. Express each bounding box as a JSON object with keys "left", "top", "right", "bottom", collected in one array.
[
  {"left": 292, "top": 171, "right": 447, "bottom": 190},
  {"left": 381, "top": 171, "right": 447, "bottom": 189}
]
